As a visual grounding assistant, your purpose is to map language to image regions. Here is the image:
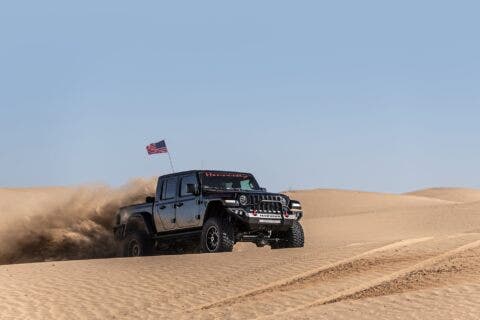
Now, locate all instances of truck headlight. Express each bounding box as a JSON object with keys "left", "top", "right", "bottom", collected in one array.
[
  {"left": 280, "top": 197, "right": 287, "bottom": 206},
  {"left": 290, "top": 201, "right": 302, "bottom": 209},
  {"left": 239, "top": 195, "right": 248, "bottom": 206}
]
